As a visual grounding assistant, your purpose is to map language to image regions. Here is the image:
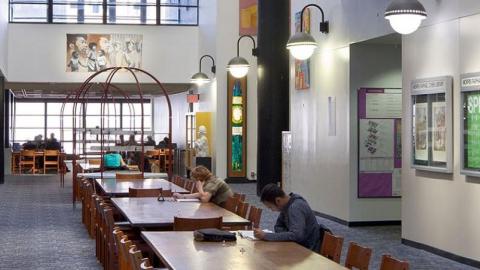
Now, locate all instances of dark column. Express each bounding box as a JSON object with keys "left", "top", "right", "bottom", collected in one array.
[
  {"left": 0, "top": 71, "right": 5, "bottom": 183},
  {"left": 256, "top": 0, "right": 290, "bottom": 194}
]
